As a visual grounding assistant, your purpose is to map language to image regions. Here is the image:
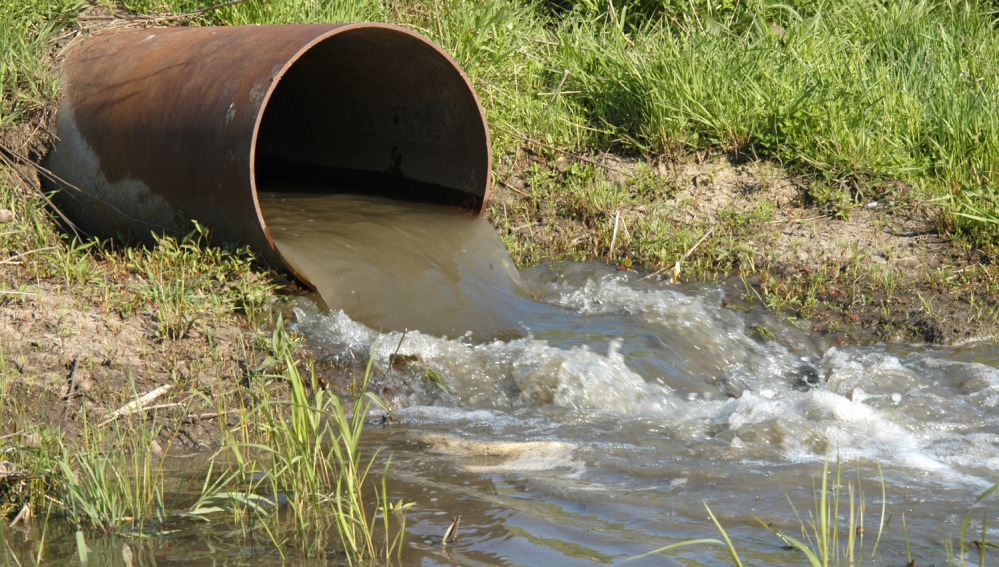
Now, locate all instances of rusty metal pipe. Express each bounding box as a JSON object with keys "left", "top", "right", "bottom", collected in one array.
[{"left": 44, "top": 24, "right": 491, "bottom": 286}]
